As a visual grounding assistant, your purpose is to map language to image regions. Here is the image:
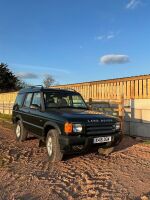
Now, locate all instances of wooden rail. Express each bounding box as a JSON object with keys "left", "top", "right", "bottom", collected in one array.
[
  {"left": 53, "top": 75, "right": 150, "bottom": 100},
  {"left": 0, "top": 102, "right": 14, "bottom": 114}
]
